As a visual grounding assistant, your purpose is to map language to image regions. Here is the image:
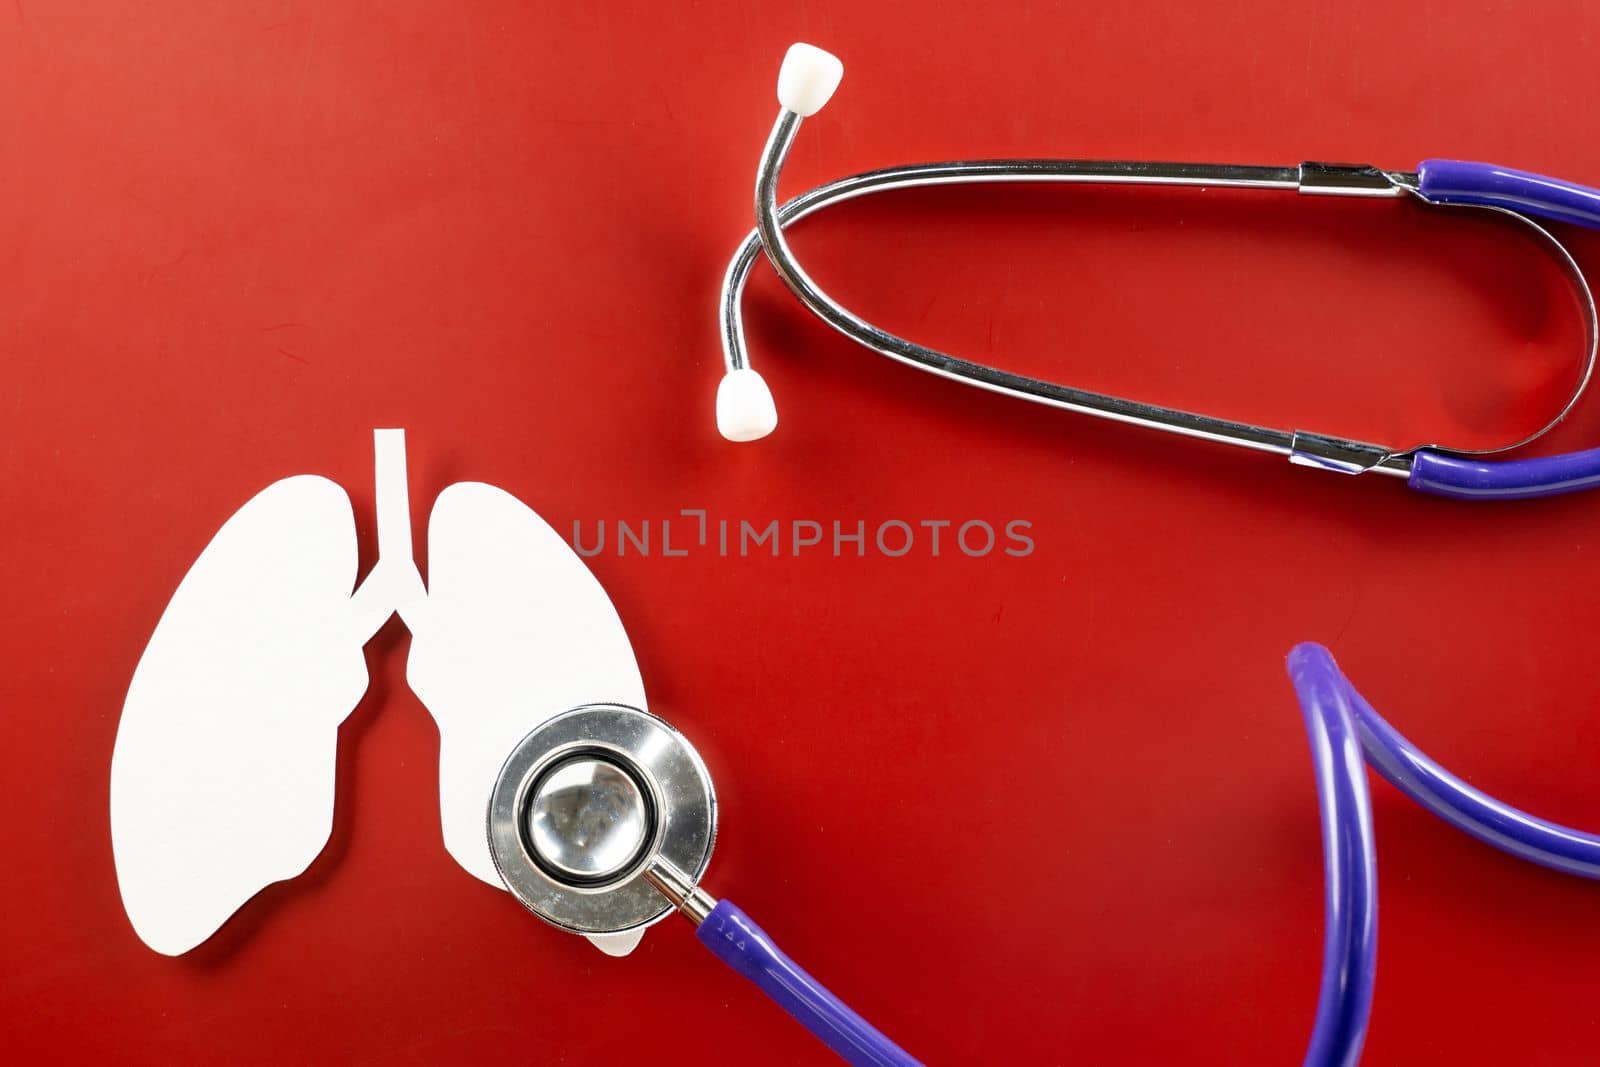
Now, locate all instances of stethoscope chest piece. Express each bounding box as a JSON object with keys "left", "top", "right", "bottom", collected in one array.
[
  {"left": 489, "top": 703, "right": 919, "bottom": 1065},
  {"left": 488, "top": 704, "right": 716, "bottom": 936}
]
